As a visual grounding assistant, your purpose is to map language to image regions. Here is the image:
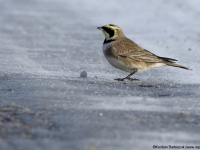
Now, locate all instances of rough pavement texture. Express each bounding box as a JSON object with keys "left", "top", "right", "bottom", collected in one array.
[{"left": 0, "top": 0, "right": 200, "bottom": 150}]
